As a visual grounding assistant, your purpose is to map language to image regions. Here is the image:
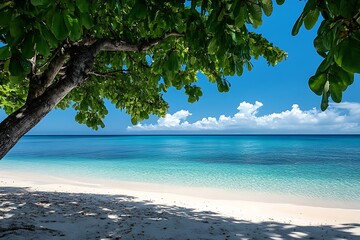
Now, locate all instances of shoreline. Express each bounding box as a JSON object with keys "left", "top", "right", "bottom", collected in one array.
[
  {"left": 1, "top": 170, "right": 360, "bottom": 239},
  {"left": 1, "top": 170, "right": 360, "bottom": 238},
  {"left": 1, "top": 169, "right": 359, "bottom": 210}
]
